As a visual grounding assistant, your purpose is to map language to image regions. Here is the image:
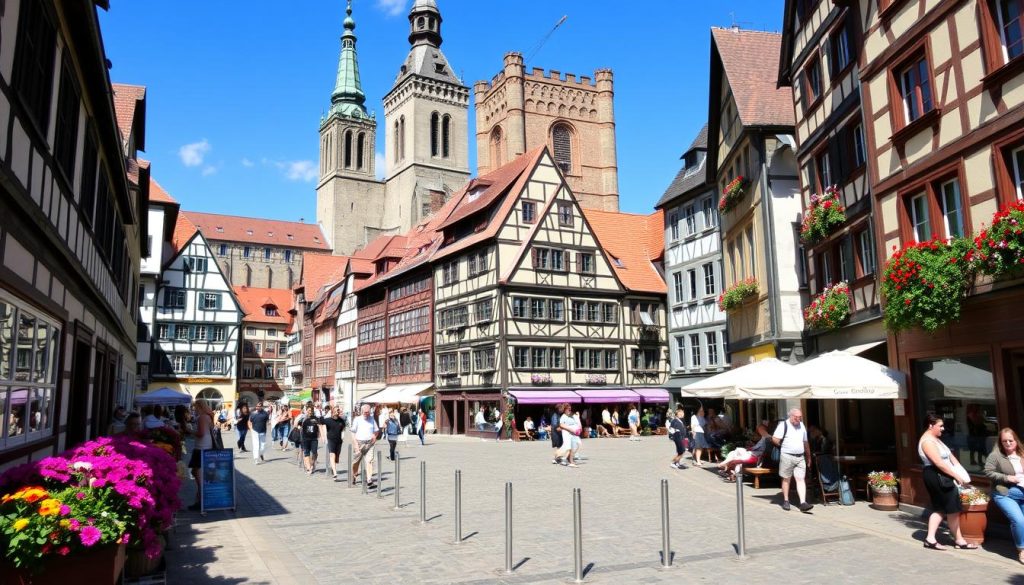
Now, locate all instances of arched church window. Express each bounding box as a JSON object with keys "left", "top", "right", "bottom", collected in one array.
[
  {"left": 393, "top": 121, "right": 400, "bottom": 162},
  {"left": 552, "top": 123, "right": 573, "bottom": 173},
  {"left": 344, "top": 130, "right": 353, "bottom": 169},
  {"left": 442, "top": 115, "right": 451, "bottom": 158},
  {"left": 357, "top": 132, "right": 365, "bottom": 170},
  {"left": 417, "top": 16, "right": 425, "bottom": 30},
  {"left": 428, "top": 17, "right": 435, "bottom": 30},
  {"left": 490, "top": 126, "right": 503, "bottom": 167},
  {"left": 400, "top": 116, "right": 406, "bottom": 161},
  {"left": 430, "top": 112, "right": 440, "bottom": 157}
]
